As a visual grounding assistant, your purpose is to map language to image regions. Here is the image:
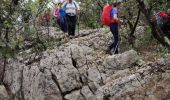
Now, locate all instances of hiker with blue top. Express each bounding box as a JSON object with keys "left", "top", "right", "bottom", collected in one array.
[
  {"left": 53, "top": 3, "right": 67, "bottom": 33},
  {"left": 104, "top": 0, "right": 122, "bottom": 55},
  {"left": 62, "top": 0, "right": 80, "bottom": 38}
]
